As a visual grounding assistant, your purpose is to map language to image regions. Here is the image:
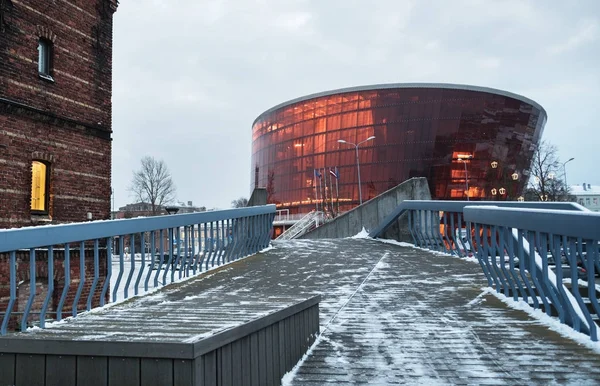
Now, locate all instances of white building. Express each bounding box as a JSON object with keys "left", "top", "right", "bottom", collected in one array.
[{"left": 570, "top": 183, "right": 600, "bottom": 212}]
